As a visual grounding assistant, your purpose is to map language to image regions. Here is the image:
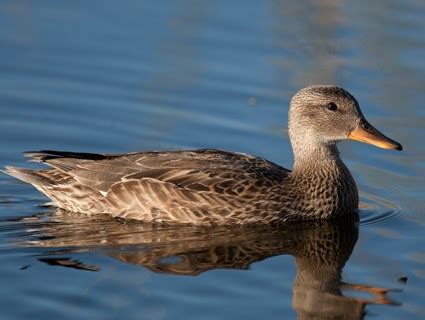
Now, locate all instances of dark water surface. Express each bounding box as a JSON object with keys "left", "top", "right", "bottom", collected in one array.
[{"left": 0, "top": 1, "right": 424, "bottom": 319}]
